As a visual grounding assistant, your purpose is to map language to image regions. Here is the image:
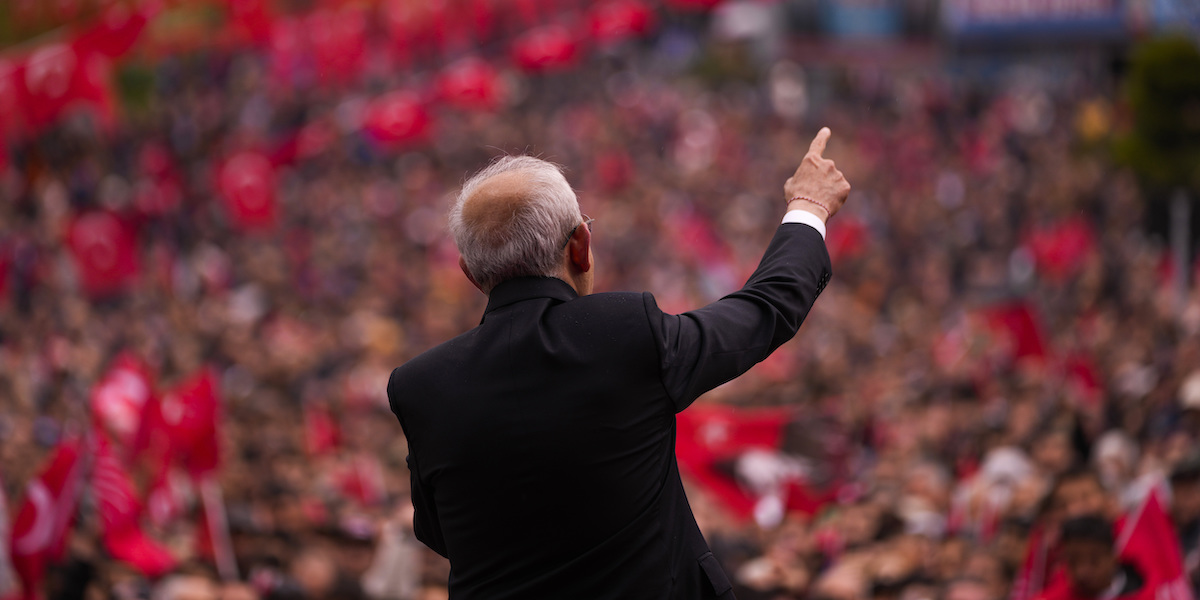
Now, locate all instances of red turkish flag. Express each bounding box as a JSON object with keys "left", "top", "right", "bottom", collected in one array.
[
  {"left": 8, "top": 438, "right": 87, "bottom": 600},
  {"left": 309, "top": 7, "right": 367, "bottom": 86},
  {"left": 66, "top": 211, "right": 140, "bottom": 298},
  {"left": 435, "top": 58, "right": 504, "bottom": 112},
  {"left": 92, "top": 441, "right": 176, "bottom": 578},
  {"left": 587, "top": 0, "right": 657, "bottom": 45},
  {"left": 363, "top": 91, "right": 432, "bottom": 146},
  {"left": 14, "top": 39, "right": 118, "bottom": 135},
  {"left": 129, "top": 394, "right": 188, "bottom": 528},
  {"left": 17, "top": 44, "right": 79, "bottom": 132},
  {"left": 1024, "top": 217, "right": 1096, "bottom": 283},
  {"left": 511, "top": 25, "right": 581, "bottom": 73},
  {"left": 143, "top": 468, "right": 188, "bottom": 529},
  {"left": 1115, "top": 488, "right": 1194, "bottom": 600},
  {"left": 91, "top": 353, "right": 156, "bottom": 451},
  {"left": 979, "top": 301, "right": 1050, "bottom": 363},
  {"left": 675, "top": 406, "right": 796, "bottom": 520},
  {"left": 217, "top": 151, "right": 278, "bottom": 231},
  {"left": 160, "top": 368, "right": 222, "bottom": 477}
]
